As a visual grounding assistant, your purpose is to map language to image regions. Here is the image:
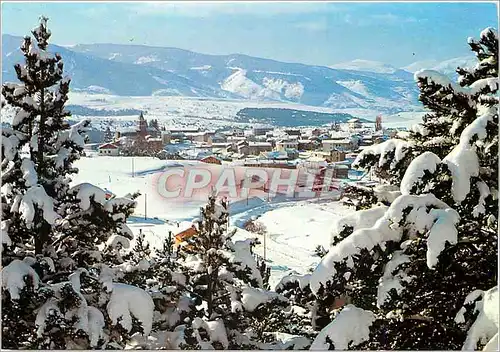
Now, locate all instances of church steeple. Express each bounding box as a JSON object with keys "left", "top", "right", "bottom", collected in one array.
[{"left": 137, "top": 111, "right": 148, "bottom": 137}]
